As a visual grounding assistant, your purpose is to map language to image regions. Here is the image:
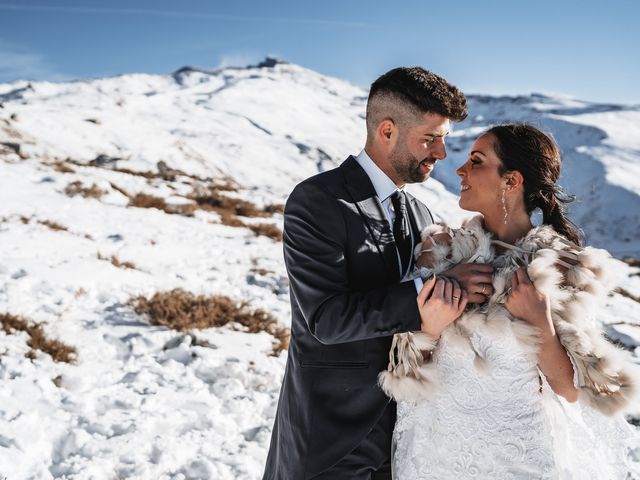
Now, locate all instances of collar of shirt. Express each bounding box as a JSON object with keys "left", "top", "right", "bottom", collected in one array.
[{"left": 354, "top": 149, "right": 401, "bottom": 202}]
